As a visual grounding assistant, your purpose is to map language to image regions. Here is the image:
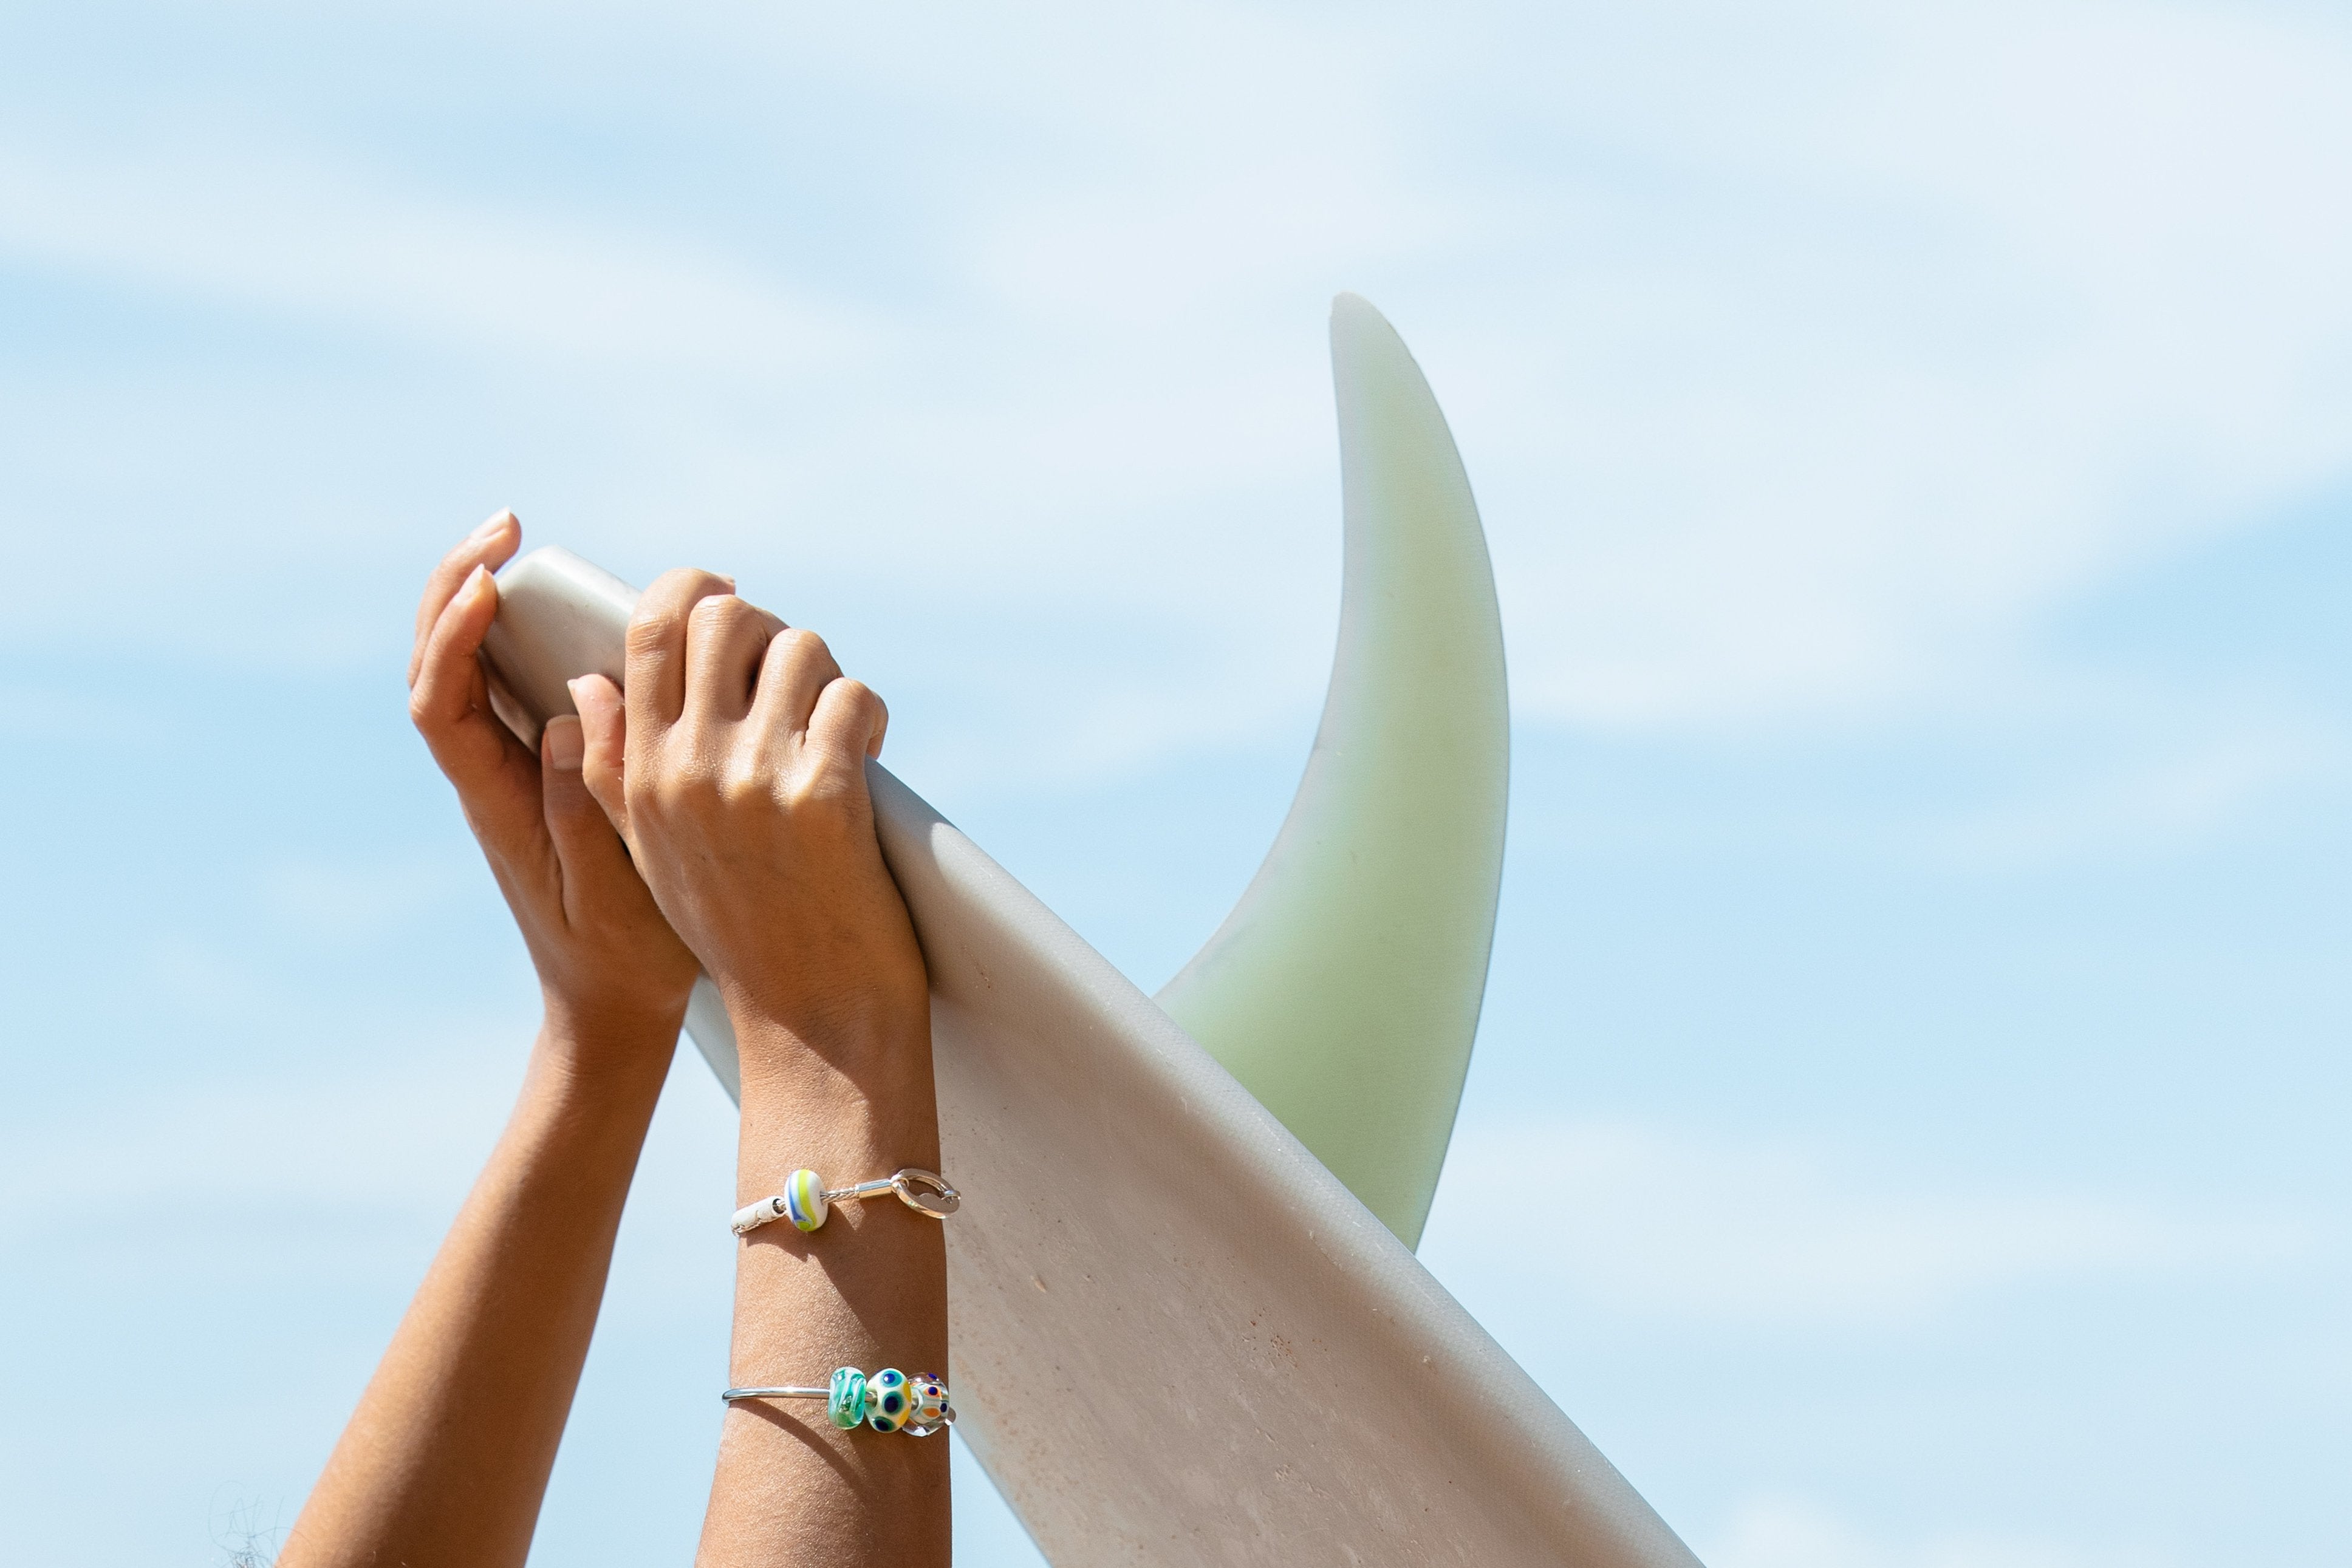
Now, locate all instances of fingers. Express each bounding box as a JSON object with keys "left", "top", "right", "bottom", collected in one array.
[
  {"left": 747, "top": 627, "right": 844, "bottom": 746},
  {"left": 409, "top": 565, "right": 502, "bottom": 760},
  {"left": 855, "top": 686, "right": 891, "bottom": 758},
  {"left": 684, "top": 596, "right": 786, "bottom": 724},
  {"left": 623, "top": 568, "right": 738, "bottom": 734},
  {"left": 540, "top": 715, "right": 641, "bottom": 927},
  {"left": 807, "top": 677, "right": 890, "bottom": 773},
  {"left": 569, "top": 675, "right": 630, "bottom": 840},
  {"left": 409, "top": 511, "right": 520, "bottom": 688}
]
